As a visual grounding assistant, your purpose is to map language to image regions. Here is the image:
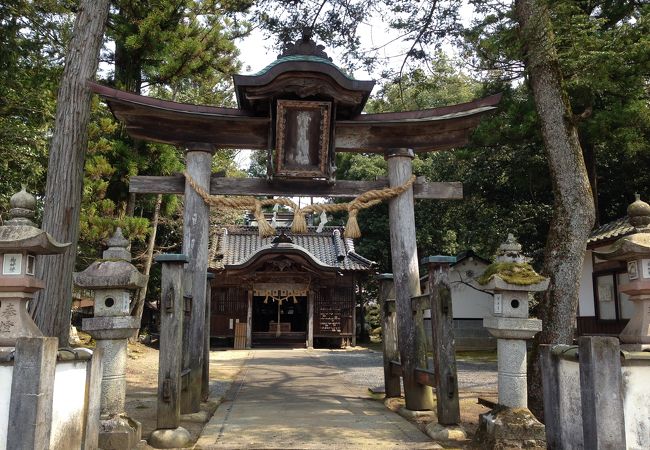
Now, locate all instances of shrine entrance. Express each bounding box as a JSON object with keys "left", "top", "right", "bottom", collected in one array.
[
  {"left": 251, "top": 294, "right": 307, "bottom": 347},
  {"left": 91, "top": 30, "right": 500, "bottom": 431}
]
